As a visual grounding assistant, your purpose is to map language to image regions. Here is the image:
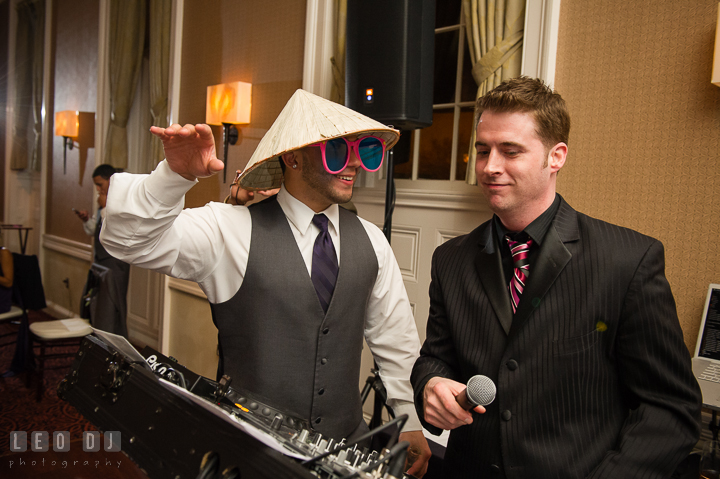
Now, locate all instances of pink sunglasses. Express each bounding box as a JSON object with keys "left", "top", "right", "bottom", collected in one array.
[{"left": 309, "top": 136, "right": 387, "bottom": 174}]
